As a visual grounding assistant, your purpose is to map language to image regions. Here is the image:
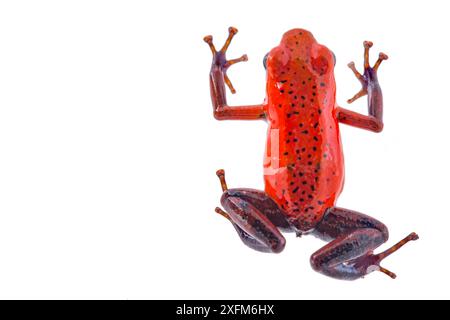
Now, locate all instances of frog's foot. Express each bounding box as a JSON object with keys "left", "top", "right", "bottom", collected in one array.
[
  {"left": 366, "top": 232, "right": 419, "bottom": 279},
  {"left": 347, "top": 41, "right": 389, "bottom": 103},
  {"left": 203, "top": 27, "right": 248, "bottom": 94}
]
